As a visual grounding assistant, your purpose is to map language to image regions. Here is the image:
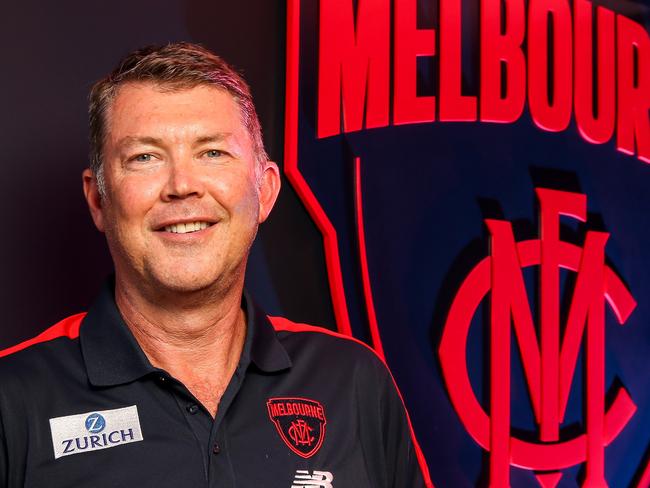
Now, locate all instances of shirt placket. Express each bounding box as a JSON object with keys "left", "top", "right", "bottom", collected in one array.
[
  {"left": 160, "top": 362, "right": 249, "bottom": 488},
  {"left": 206, "top": 366, "right": 248, "bottom": 487}
]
